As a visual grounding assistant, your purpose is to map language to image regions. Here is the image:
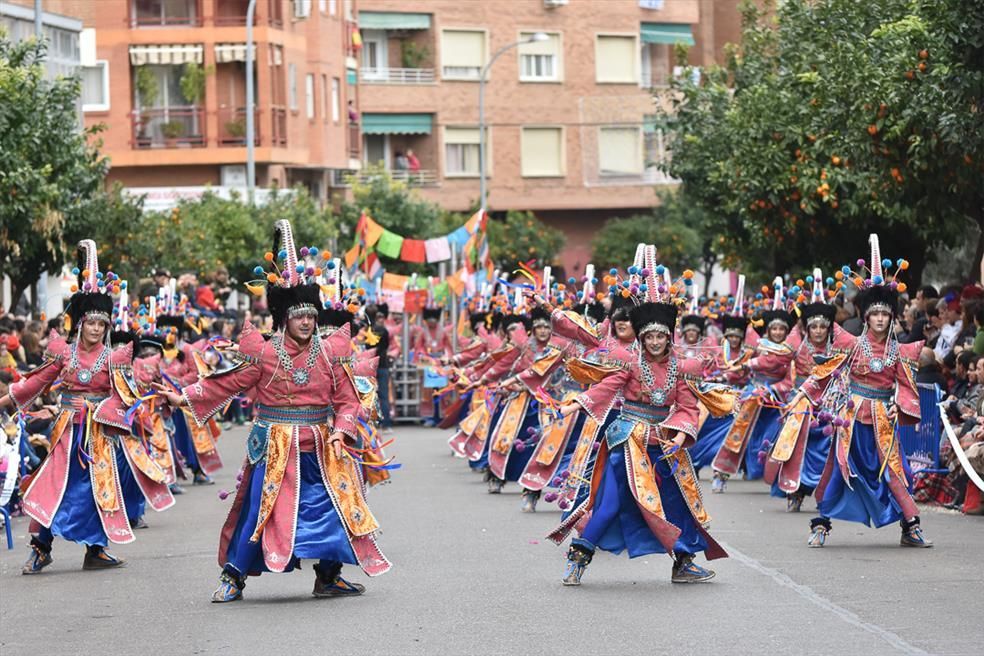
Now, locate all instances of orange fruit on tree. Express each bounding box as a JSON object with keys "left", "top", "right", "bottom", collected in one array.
[{"left": 867, "top": 125, "right": 878, "bottom": 136}]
